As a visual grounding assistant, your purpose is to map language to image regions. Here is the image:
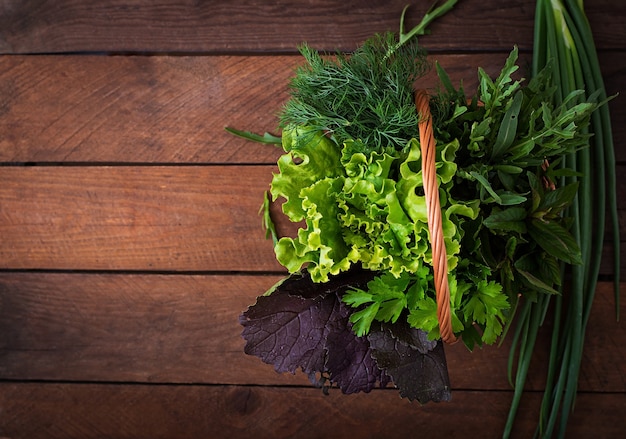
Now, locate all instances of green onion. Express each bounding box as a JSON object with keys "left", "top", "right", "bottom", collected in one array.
[{"left": 504, "top": 0, "right": 620, "bottom": 437}]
